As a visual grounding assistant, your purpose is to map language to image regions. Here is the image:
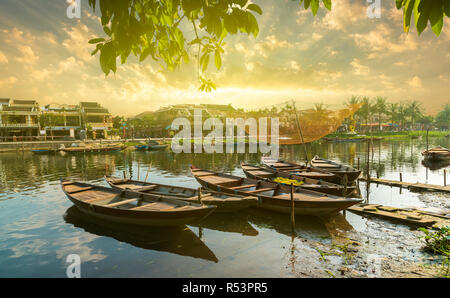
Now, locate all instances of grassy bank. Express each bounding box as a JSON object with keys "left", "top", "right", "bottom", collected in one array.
[{"left": 325, "top": 131, "right": 449, "bottom": 140}]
